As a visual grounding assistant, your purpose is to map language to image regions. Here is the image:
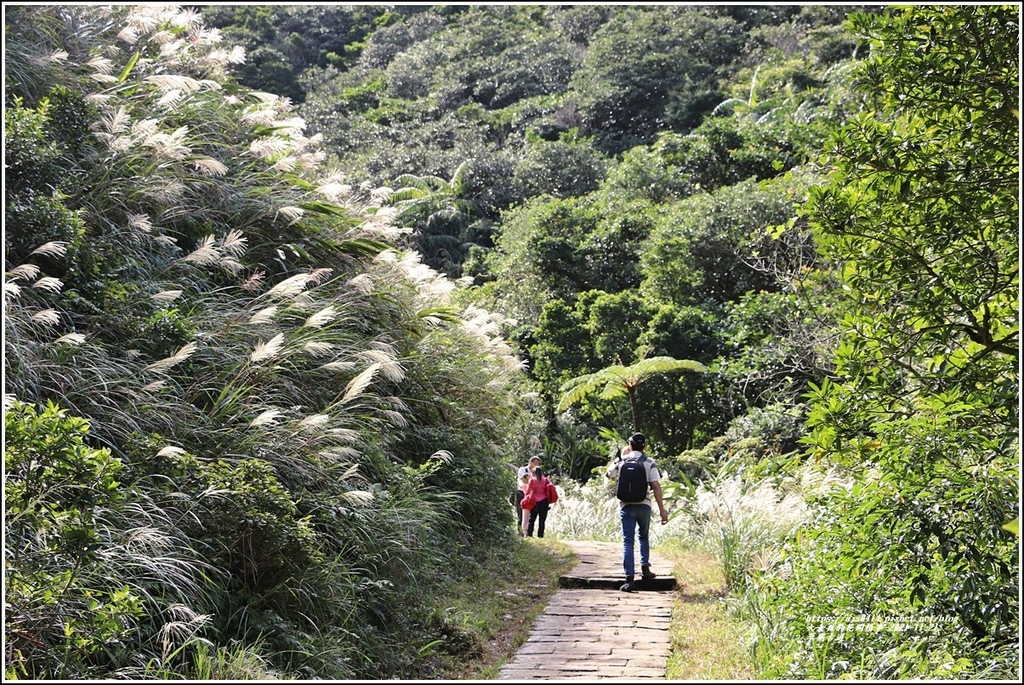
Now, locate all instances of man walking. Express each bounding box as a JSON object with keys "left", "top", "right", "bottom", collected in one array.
[
  {"left": 605, "top": 433, "right": 669, "bottom": 592},
  {"left": 518, "top": 455, "right": 541, "bottom": 480}
]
